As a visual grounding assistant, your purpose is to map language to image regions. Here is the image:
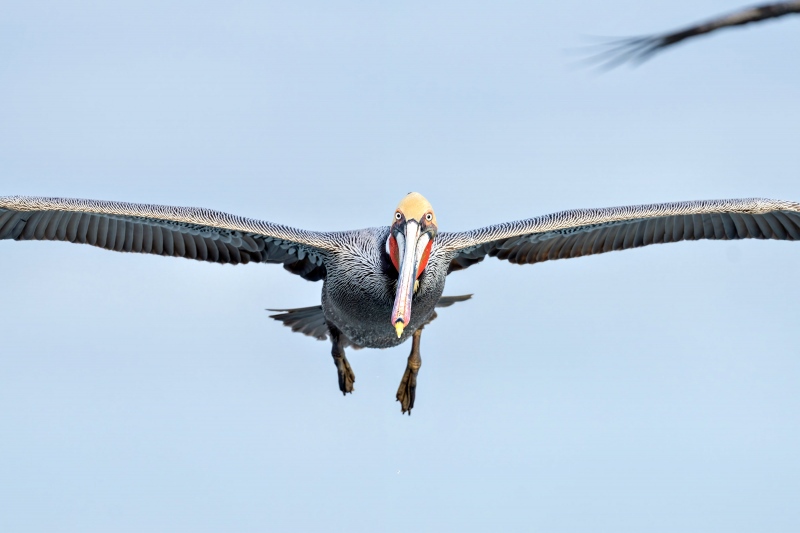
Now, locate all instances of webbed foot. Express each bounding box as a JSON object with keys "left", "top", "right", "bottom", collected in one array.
[
  {"left": 396, "top": 364, "right": 418, "bottom": 414},
  {"left": 334, "top": 353, "right": 355, "bottom": 395},
  {"left": 329, "top": 323, "right": 355, "bottom": 395},
  {"left": 396, "top": 329, "right": 422, "bottom": 415}
]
